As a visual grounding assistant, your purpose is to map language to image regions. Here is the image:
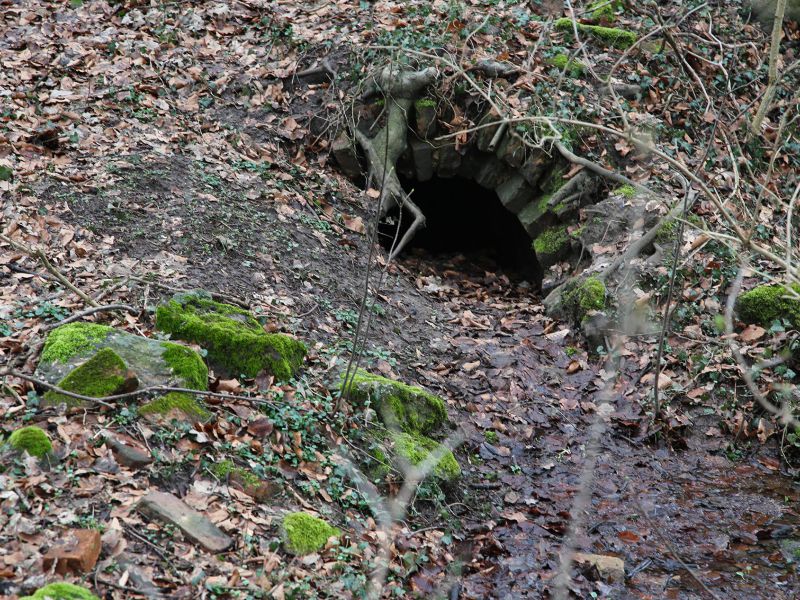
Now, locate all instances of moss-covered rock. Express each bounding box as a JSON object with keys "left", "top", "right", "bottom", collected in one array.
[
  {"left": 36, "top": 323, "right": 207, "bottom": 395},
  {"left": 561, "top": 276, "right": 607, "bottom": 323},
  {"left": 533, "top": 225, "right": 571, "bottom": 267},
  {"left": 555, "top": 18, "right": 637, "bottom": 49},
  {"left": 20, "top": 582, "right": 100, "bottom": 600},
  {"left": 548, "top": 53, "right": 585, "bottom": 77},
  {"left": 281, "top": 512, "right": 340, "bottom": 555},
  {"left": 388, "top": 431, "right": 461, "bottom": 482},
  {"left": 737, "top": 284, "right": 800, "bottom": 328},
  {"left": 614, "top": 184, "right": 637, "bottom": 198},
  {"left": 211, "top": 459, "right": 277, "bottom": 501},
  {"left": 342, "top": 370, "right": 447, "bottom": 434},
  {"left": 44, "top": 348, "right": 129, "bottom": 407},
  {"left": 160, "top": 342, "right": 208, "bottom": 389},
  {"left": 156, "top": 291, "right": 307, "bottom": 380},
  {"left": 8, "top": 426, "right": 52, "bottom": 458},
  {"left": 40, "top": 322, "right": 113, "bottom": 364},
  {"left": 138, "top": 392, "right": 211, "bottom": 423}
]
